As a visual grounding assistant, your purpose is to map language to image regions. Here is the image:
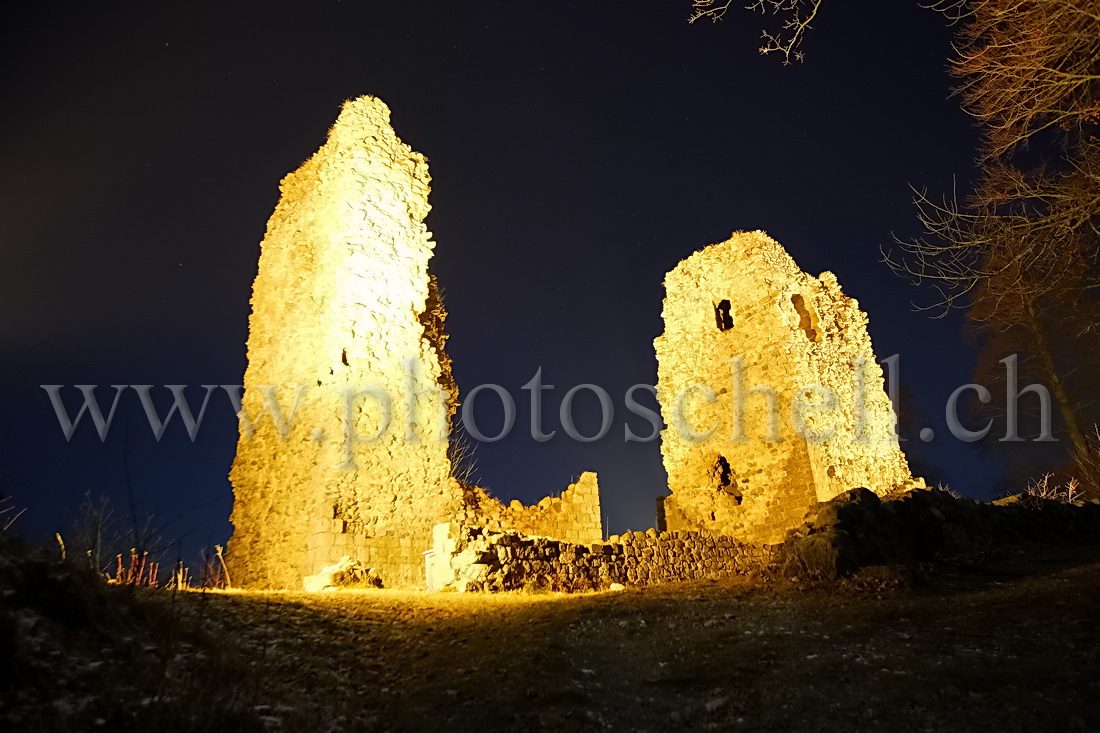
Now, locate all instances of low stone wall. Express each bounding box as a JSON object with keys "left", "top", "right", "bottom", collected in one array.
[{"left": 440, "top": 524, "right": 774, "bottom": 592}]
